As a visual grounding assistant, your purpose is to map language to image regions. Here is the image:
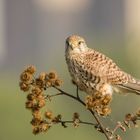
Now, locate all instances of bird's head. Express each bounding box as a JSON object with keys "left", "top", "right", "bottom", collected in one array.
[{"left": 65, "top": 35, "right": 88, "bottom": 54}]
